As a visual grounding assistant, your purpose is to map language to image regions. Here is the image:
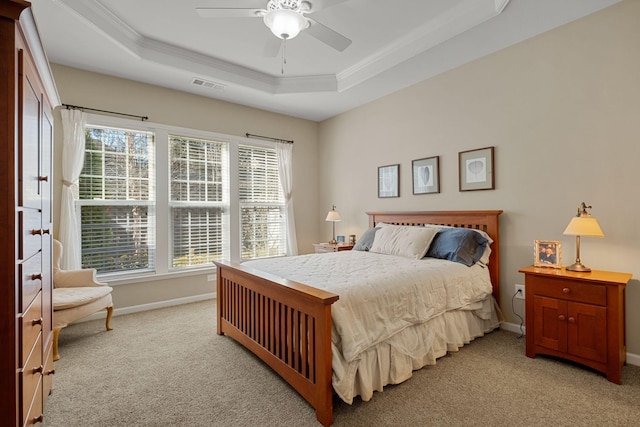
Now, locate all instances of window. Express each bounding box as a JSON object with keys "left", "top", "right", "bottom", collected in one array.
[
  {"left": 239, "top": 145, "right": 286, "bottom": 259},
  {"left": 77, "top": 117, "right": 289, "bottom": 278},
  {"left": 169, "top": 135, "right": 228, "bottom": 267},
  {"left": 79, "top": 125, "right": 155, "bottom": 274}
]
